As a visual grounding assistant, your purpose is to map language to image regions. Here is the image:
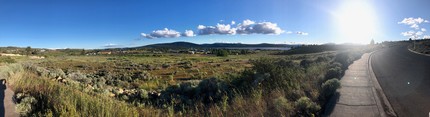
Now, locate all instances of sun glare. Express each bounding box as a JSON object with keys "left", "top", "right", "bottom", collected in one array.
[{"left": 334, "top": 0, "right": 378, "bottom": 44}]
